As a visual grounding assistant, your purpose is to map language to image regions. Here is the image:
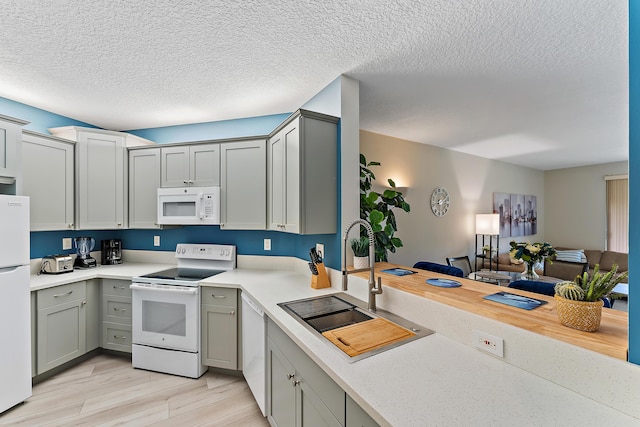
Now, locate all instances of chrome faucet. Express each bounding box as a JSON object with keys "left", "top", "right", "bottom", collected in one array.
[{"left": 342, "top": 219, "right": 383, "bottom": 311}]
